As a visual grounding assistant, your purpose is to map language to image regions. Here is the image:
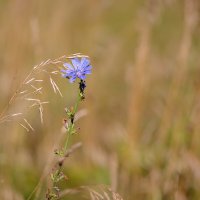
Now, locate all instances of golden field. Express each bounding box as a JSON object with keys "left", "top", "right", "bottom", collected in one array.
[{"left": 0, "top": 0, "right": 200, "bottom": 199}]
